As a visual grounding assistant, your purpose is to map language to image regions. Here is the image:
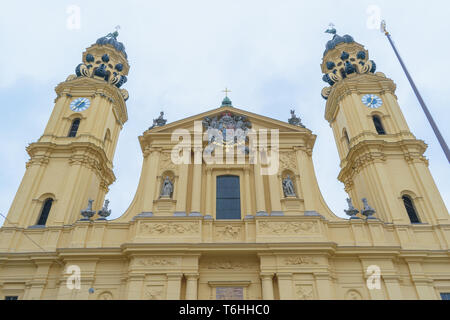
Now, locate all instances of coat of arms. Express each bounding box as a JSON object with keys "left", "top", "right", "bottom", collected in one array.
[{"left": 202, "top": 112, "right": 252, "bottom": 154}]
